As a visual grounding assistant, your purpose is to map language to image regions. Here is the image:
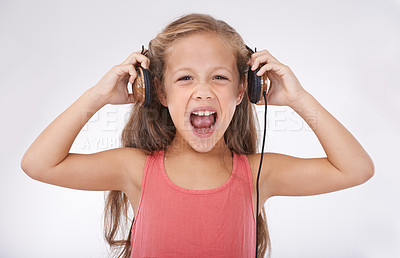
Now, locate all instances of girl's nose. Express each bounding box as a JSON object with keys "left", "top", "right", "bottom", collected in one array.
[{"left": 192, "top": 82, "right": 214, "bottom": 100}]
